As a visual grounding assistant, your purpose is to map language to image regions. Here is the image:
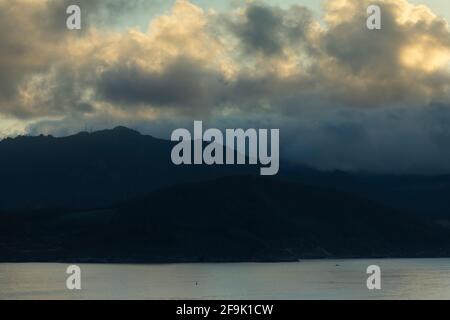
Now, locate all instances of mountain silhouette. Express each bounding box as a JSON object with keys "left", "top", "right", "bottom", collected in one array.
[
  {"left": 2, "top": 126, "right": 450, "bottom": 221},
  {"left": 0, "top": 126, "right": 257, "bottom": 211},
  {"left": 280, "top": 167, "right": 450, "bottom": 219},
  {"left": 1, "top": 176, "right": 449, "bottom": 262}
]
